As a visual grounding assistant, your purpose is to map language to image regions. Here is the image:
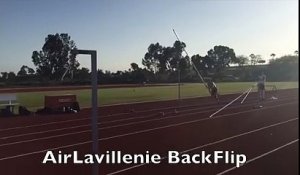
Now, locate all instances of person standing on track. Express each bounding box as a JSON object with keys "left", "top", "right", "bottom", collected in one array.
[
  {"left": 207, "top": 79, "right": 219, "bottom": 102},
  {"left": 257, "top": 72, "right": 266, "bottom": 101}
]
